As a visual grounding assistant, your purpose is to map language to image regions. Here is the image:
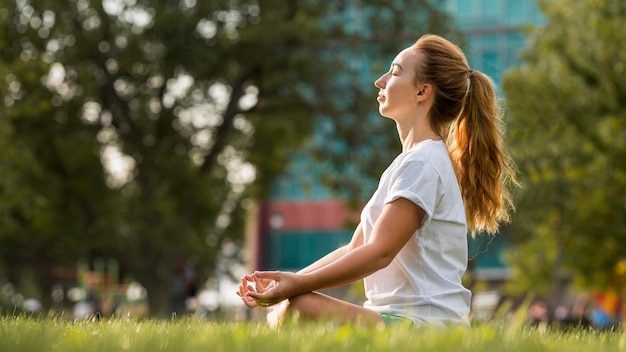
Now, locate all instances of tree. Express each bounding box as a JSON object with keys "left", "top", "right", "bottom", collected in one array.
[
  {"left": 502, "top": 0, "right": 626, "bottom": 301},
  {"left": 0, "top": 0, "right": 340, "bottom": 316}
]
